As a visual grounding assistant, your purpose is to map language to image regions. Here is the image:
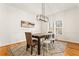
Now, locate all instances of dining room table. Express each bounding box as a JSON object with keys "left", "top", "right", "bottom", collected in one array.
[{"left": 32, "top": 33, "right": 54, "bottom": 55}]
